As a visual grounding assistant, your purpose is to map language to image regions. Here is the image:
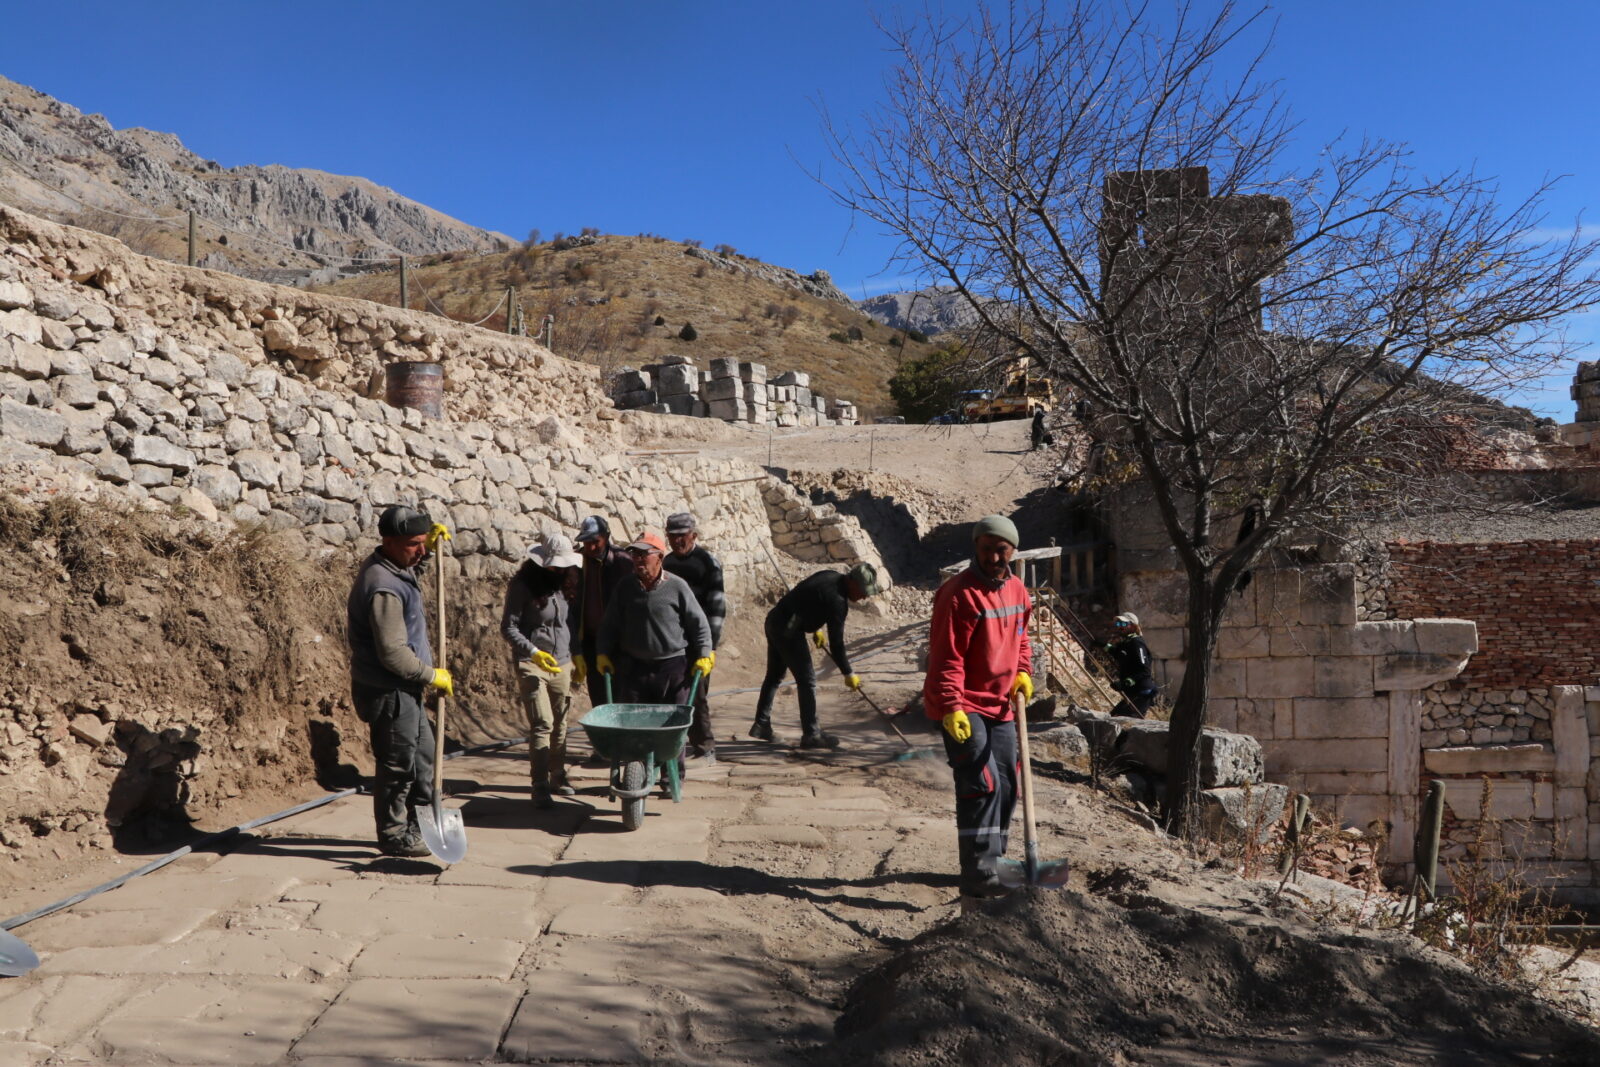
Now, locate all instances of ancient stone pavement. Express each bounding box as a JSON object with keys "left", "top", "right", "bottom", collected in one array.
[{"left": 0, "top": 712, "right": 966, "bottom": 1065}]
